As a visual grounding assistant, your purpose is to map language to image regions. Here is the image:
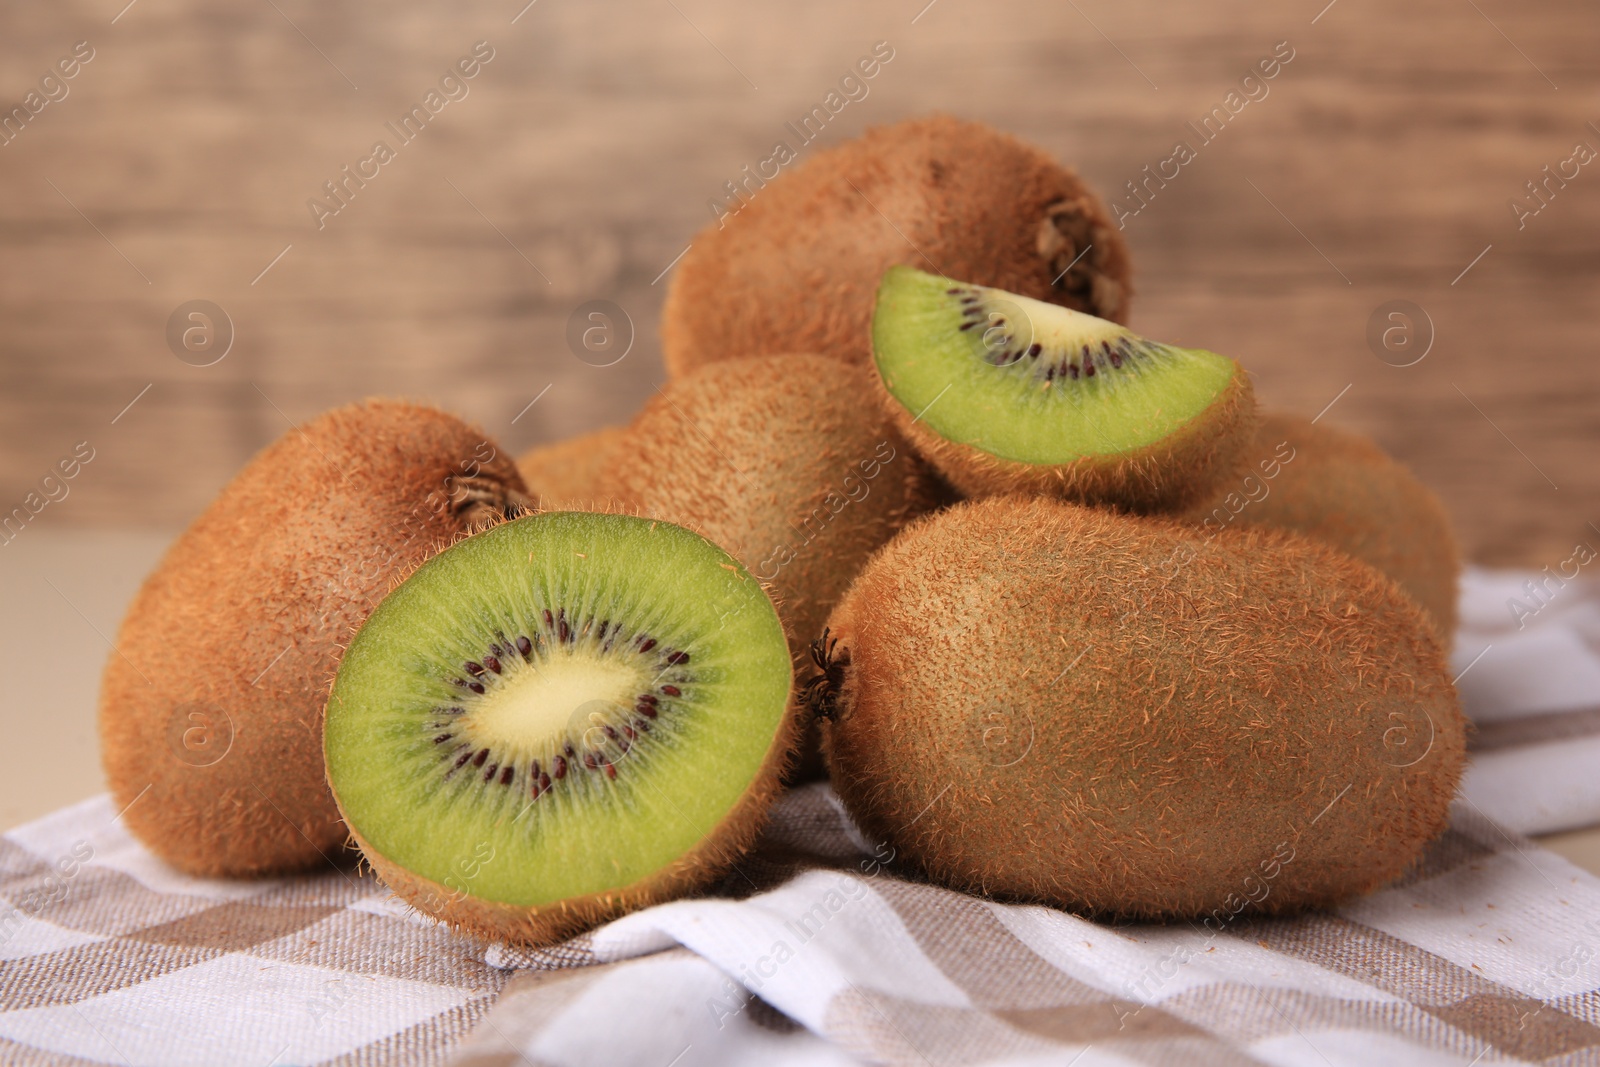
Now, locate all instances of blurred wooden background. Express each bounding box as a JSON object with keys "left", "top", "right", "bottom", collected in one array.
[{"left": 0, "top": 0, "right": 1595, "bottom": 565}]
